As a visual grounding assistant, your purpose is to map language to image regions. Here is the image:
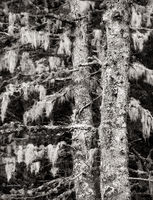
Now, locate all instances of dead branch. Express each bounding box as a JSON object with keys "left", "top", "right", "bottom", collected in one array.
[
  {"left": 76, "top": 95, "right": 102, "bottom": 118},
  {"left": 129, "top": 168, "right": 148, "bottom": 176},
  {"left": 129, "top": 177, "right": 153, "bottom": 182},
  {"left": 131, "top": 147, "right": 146, "bottom": 163}
]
